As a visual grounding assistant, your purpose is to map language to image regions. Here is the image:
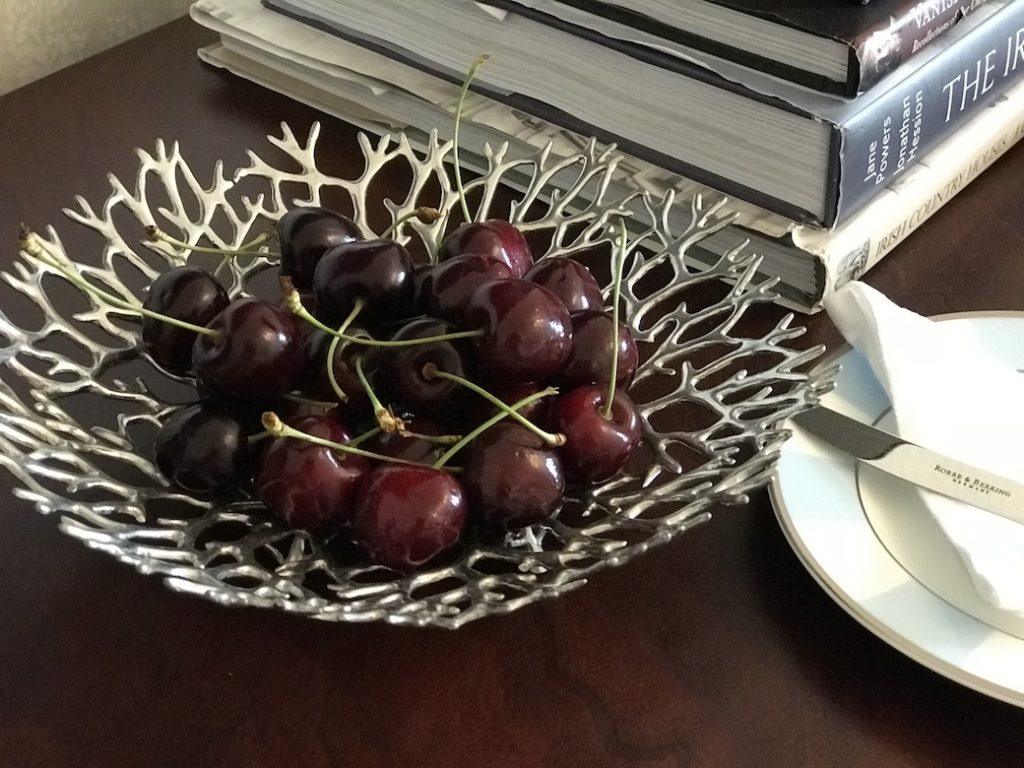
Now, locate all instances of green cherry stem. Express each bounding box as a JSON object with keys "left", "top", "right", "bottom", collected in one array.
[
  {"left": 422, "top": 363, "right": 564, "bottom": 446},
  {"left": 355, "top": 355, "right": 405, "bottom": 433},
  {"left": 261, "top": 412, "right": 423, "bottom": 466},
  {"left": 603, "top": 221, "right": 628, "bottom": 420},
  {"left": 249, "top": 422, "right": 381, "bottom": 447},
  {"left": 241, "top": 232, "right": 273, "bottom": 249},
  {"left": 347, "top": 425, "right": 382, "bottom": 447},
  {"left": 433, "top": 387, "right": 560, "bottom": 469},
  {"left": 379, "top": 207, "right": 443, "bottom": 239},
  {"left": 326, "top": 298, "right": 366, "bottom": 403},
  {"left": 398, "top": 429, "right": 462, "bottom": 445},
  {"left": 280, "top": 393, "right": 338, "bottom": 410},
  {"left": 213, "top": 232, "right": 273, "bottom": 277},
  {"left": 19, "top": 227, "right": 220, "bottom": 339},
  {"left": 281, "top": 278, "right": 483, "bottom": 348},
  {"left": 145, "top": 225, "right": 280, "bottom": 259},
  {"left": 453, "top": 54, "right": 489, "bottom": 224}
]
